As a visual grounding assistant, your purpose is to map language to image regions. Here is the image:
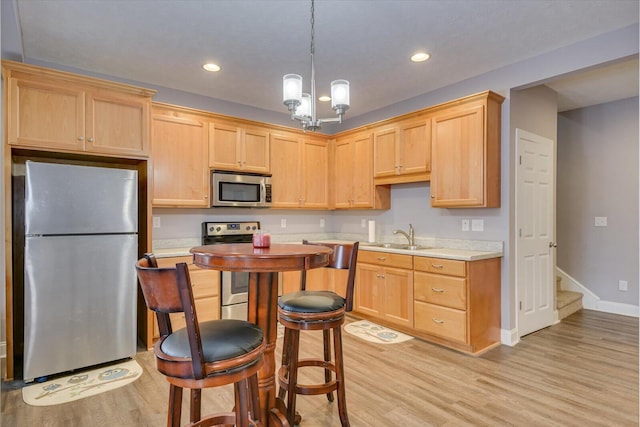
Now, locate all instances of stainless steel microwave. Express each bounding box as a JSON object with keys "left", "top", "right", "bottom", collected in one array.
[{"left": 211, "top": 171, "right": 272, "bottom": 208}]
